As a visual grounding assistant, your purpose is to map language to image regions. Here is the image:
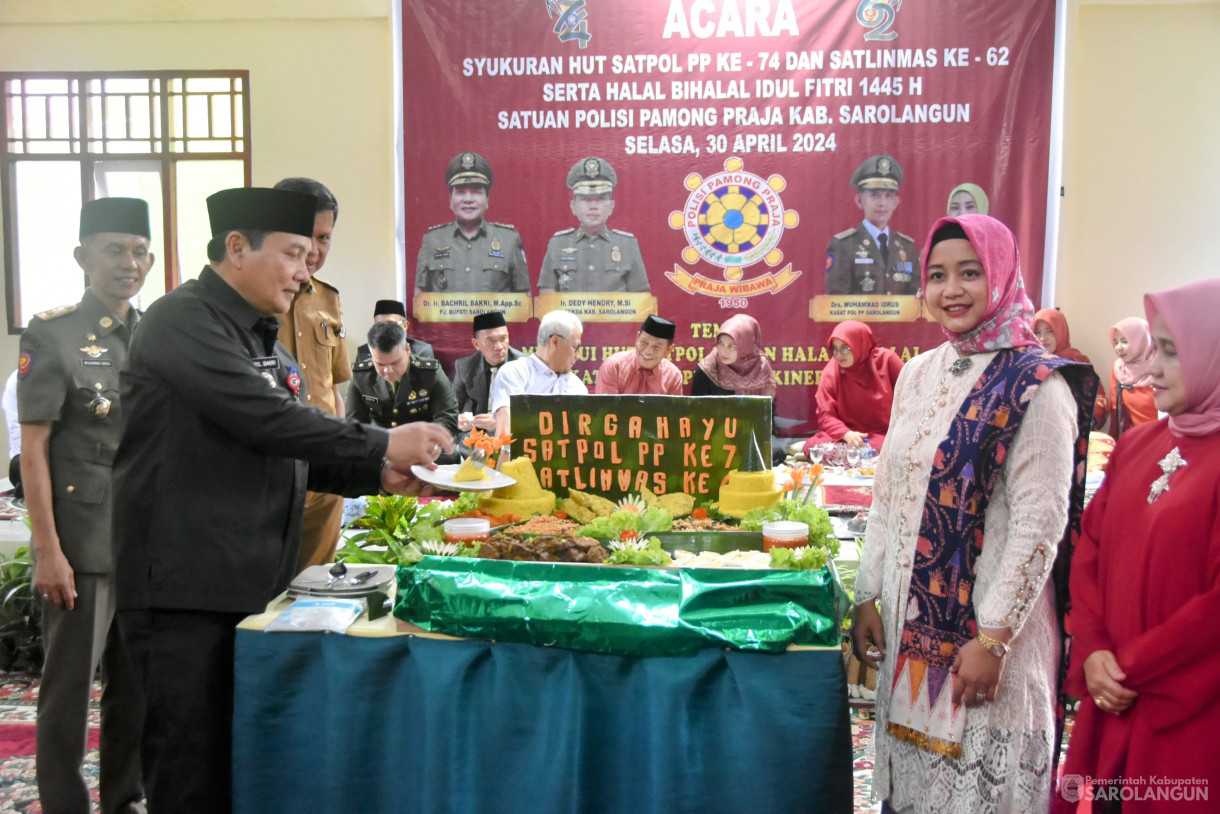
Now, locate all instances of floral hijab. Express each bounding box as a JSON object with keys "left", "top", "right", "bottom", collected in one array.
[{"left": 920, "top": 214, "right": 1040, "bottom": 355}]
